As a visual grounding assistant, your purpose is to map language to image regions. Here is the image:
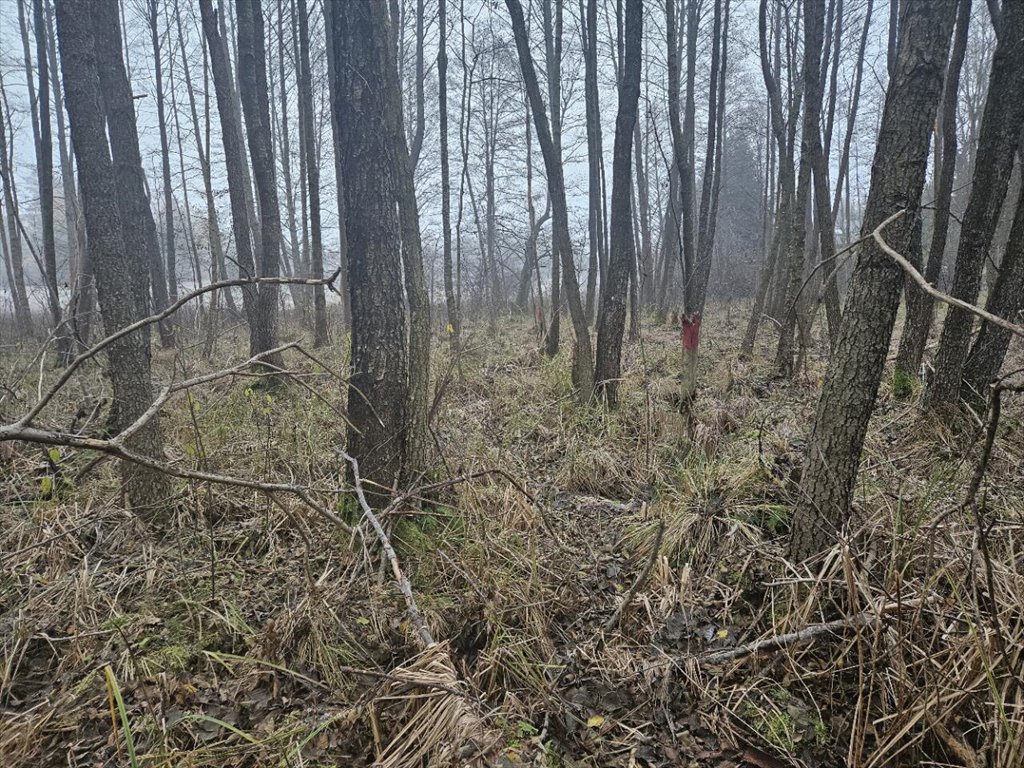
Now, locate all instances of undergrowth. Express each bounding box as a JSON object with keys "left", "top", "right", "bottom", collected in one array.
[{"left": 2, "top": 306, "right": 1022, "bottom": 767}]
